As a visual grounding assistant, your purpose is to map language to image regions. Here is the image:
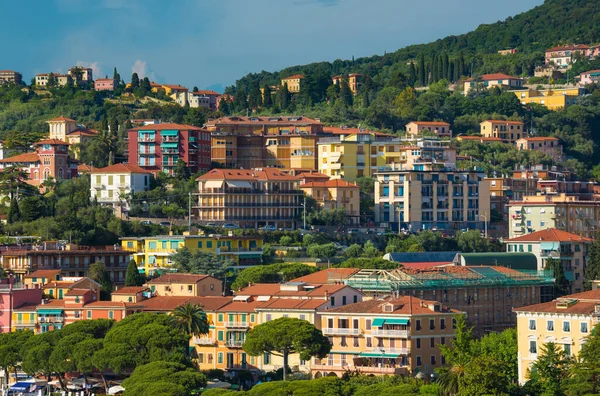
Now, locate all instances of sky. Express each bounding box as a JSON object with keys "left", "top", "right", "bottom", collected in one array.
[{"left": 2, "top": 0, "right": 543, "bottom": 93}]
